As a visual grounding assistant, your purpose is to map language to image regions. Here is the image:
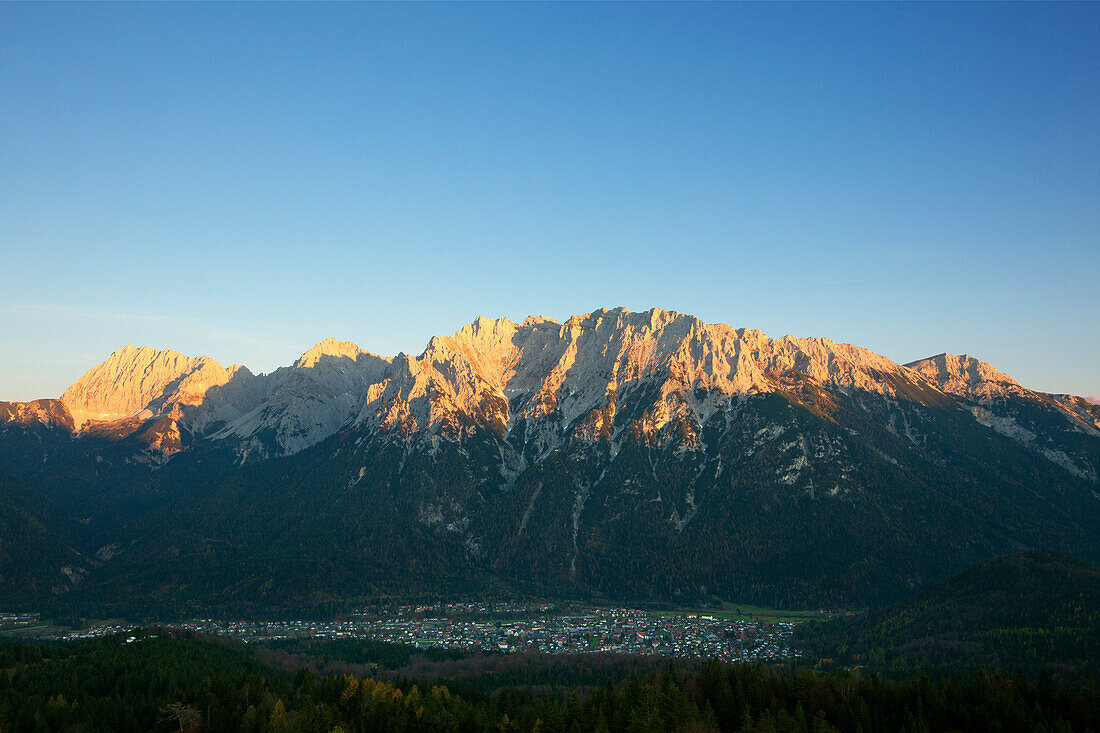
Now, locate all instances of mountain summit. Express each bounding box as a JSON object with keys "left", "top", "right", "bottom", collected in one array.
[{"left": 59, "top": 344, "right": 243, "bottom": 429}]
